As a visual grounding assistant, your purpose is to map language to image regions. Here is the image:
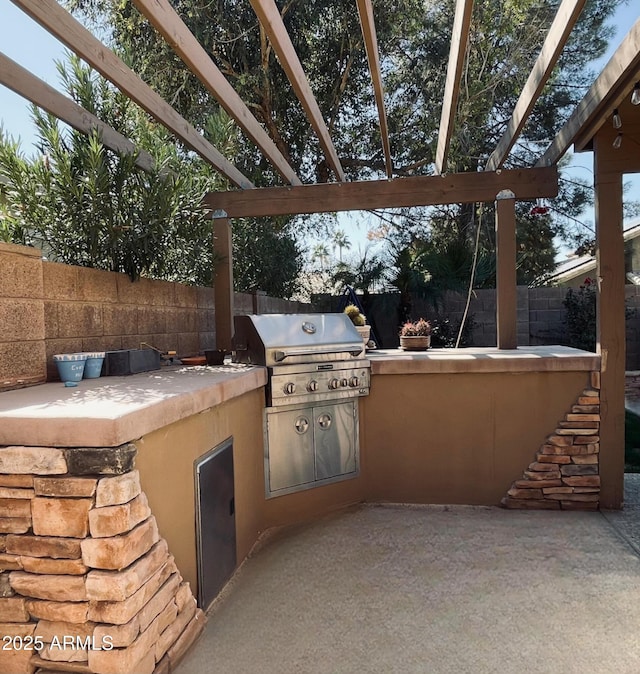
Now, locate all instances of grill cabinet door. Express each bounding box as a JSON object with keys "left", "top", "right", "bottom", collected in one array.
[
  {"left": 314, "top": 401, "right": 357, "bottom": 481},
  {"left": 195, "top": 439, "right": 236, "bottom": 611},
  {"left": 266, "top": 406, "right": 315, "bottom": 492}
]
